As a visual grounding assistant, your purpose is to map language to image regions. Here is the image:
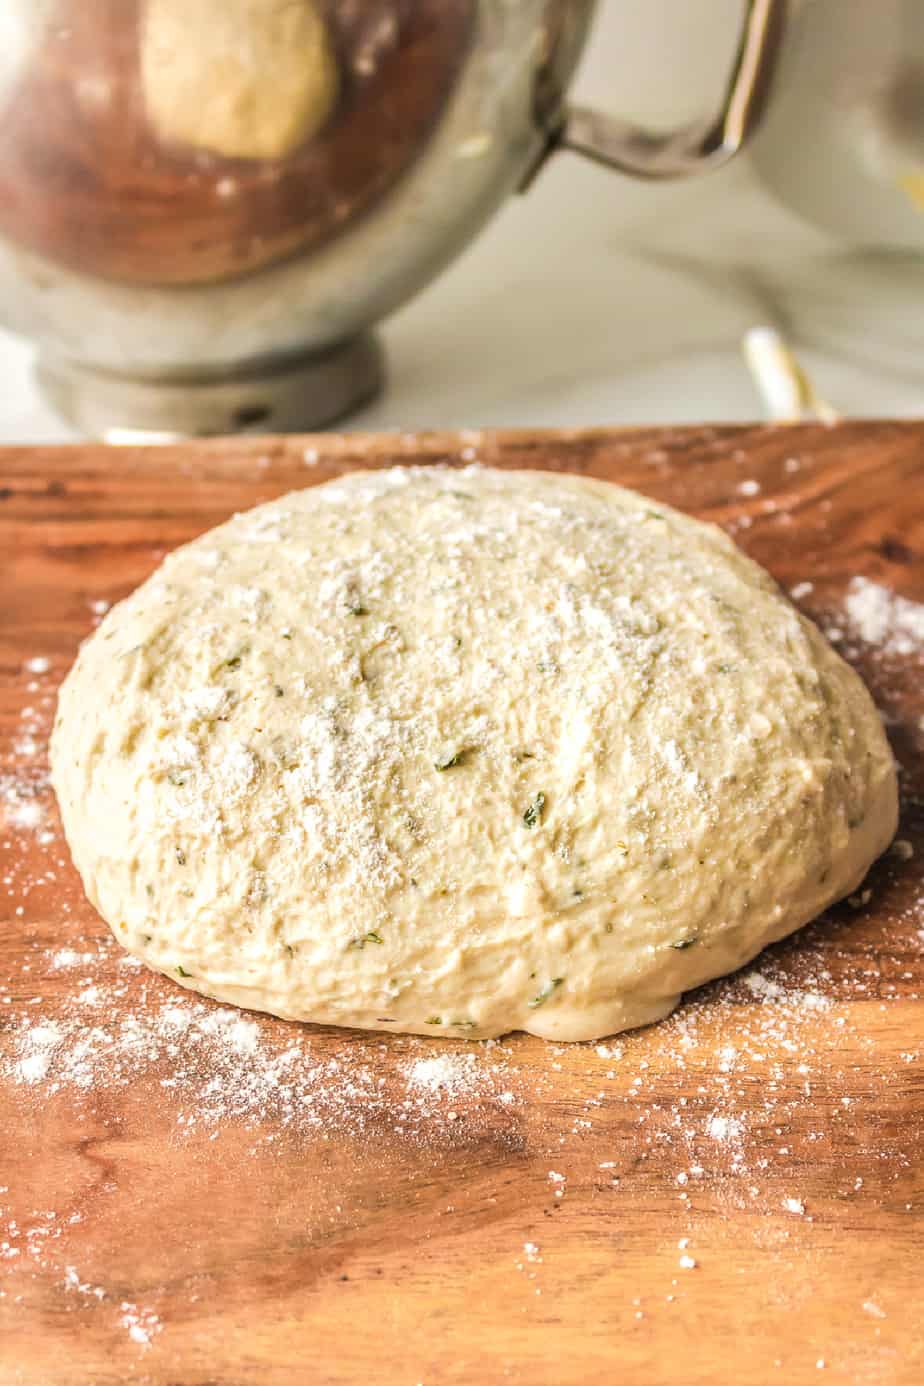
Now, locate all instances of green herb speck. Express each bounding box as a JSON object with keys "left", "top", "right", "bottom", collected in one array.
[
  {"left": 523, "top": 792, "right": 546, "bottom": 828},
  {"left": 175, "top": 848, "right": 186, "bottom": 866},
  {"left": 225, "top": 654, "right": 243, "bottom": 670},
  {"left": 349, "top": 931, "right": 384, "bottom": 949},
  {"left": 435, "top": 749, "right": 466, "bottom": 771},
  {"left": 671, "top": 936, "right": 697, "bottom": 950},
  {"left": 426, "top": 1016, "right": 443, "bottom": 1026},
  {"left": 176, "top": 964, "right": 191, "bottom": 978},
  {"left": 166, "top": 769, "right": 188, "bottom": 787},
  {"left": 274, "top": 685, "right": 285, "bottom": 697},
  {"left": 528, "top": 977, "right": 563, "bottom": 1008}
]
